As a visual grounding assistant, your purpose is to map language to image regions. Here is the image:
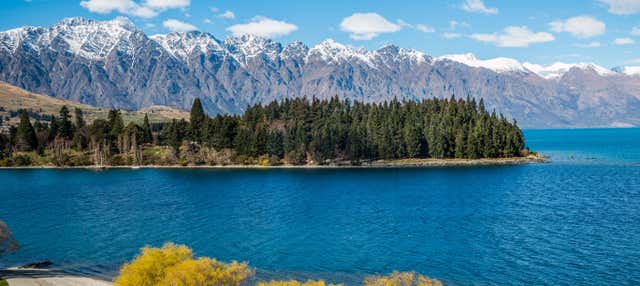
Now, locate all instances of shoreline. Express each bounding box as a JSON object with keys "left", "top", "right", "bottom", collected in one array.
[
  {"left": 0, "top": 268, "right": 112, "bottom": 286},
  {"left": 0, "top": 155, "right": 548, "bottom": 170}
]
